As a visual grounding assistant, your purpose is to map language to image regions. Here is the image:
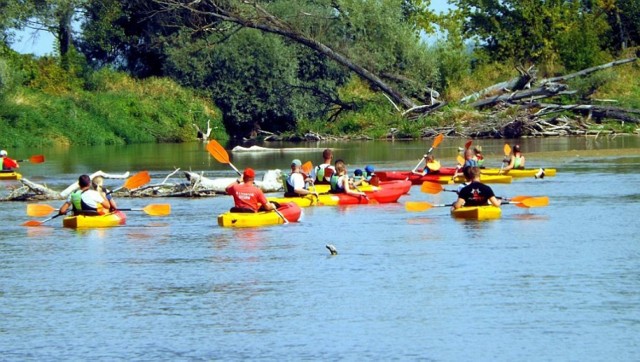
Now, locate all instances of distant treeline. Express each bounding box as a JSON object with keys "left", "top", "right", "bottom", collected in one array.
[{"left": 1, "top": 1, "right": 639, "bottom": 145}]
